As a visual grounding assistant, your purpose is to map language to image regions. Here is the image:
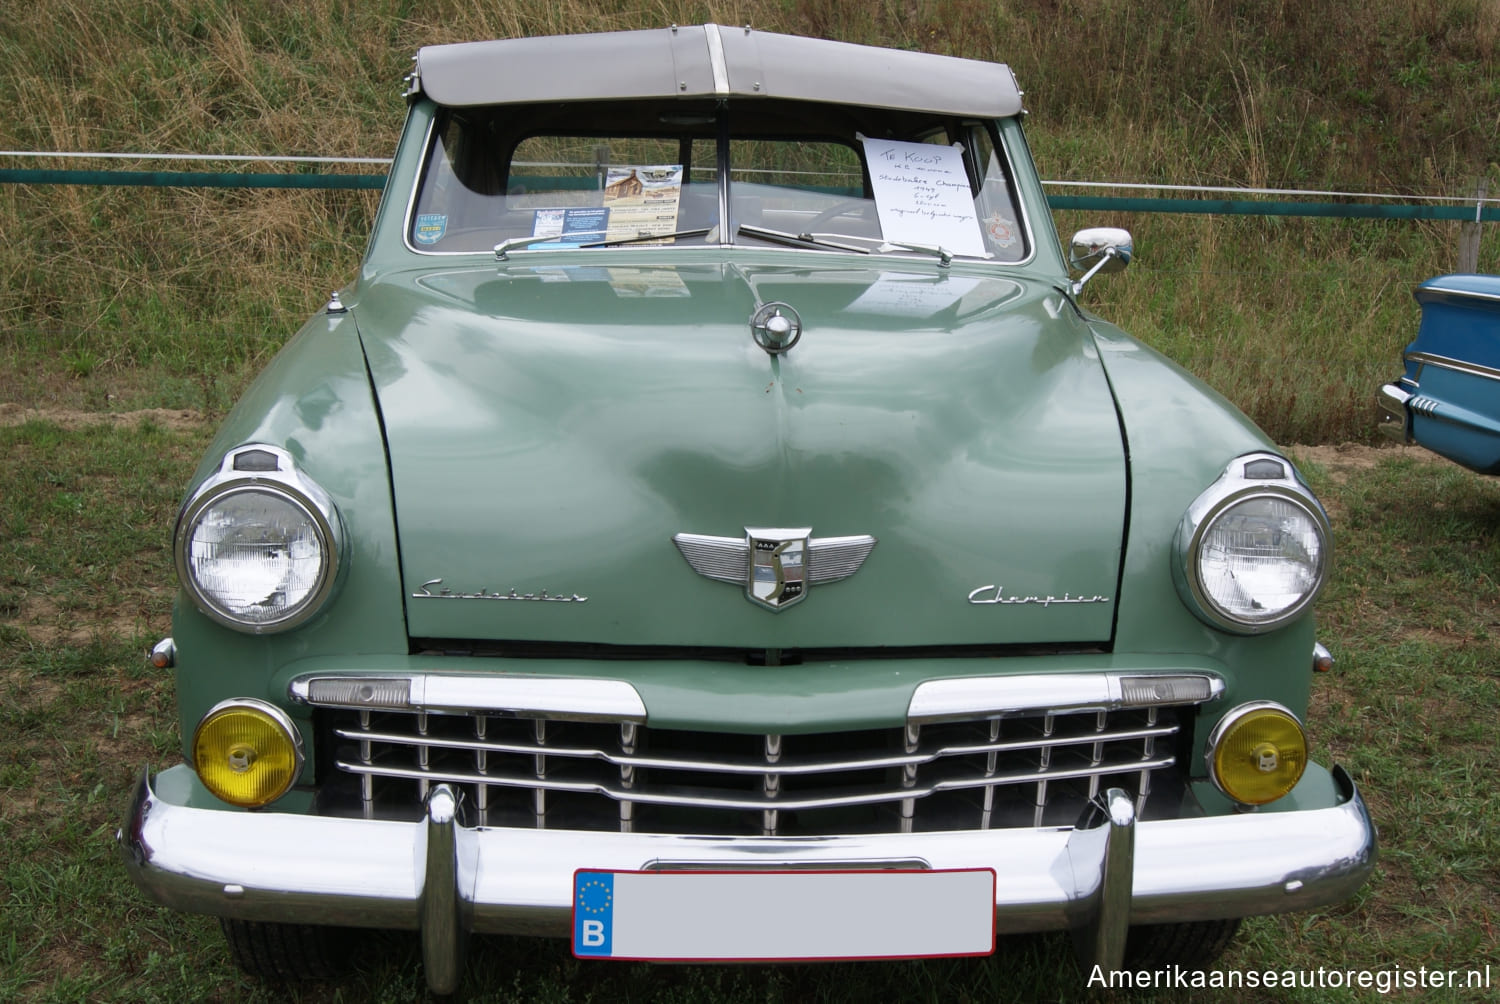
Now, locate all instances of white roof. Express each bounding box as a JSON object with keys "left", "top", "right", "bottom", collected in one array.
[{"left": 414, "top": 24, "right": 1023, "bottom": 119}]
